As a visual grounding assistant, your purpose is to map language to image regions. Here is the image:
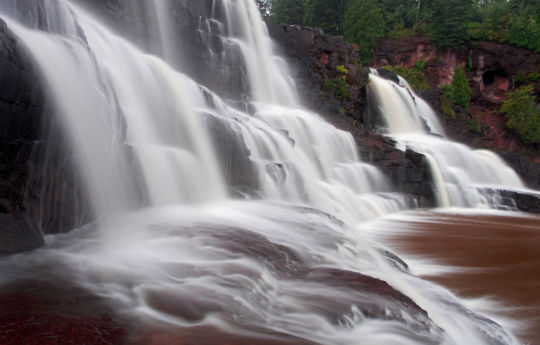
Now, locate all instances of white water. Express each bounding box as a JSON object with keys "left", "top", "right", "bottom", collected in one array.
[
  {"left": 0, "top": 0, "right": 525, "bottom": 344},
  {"left": 369, "top": 73, "right": 526, "bottom": 208}
]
